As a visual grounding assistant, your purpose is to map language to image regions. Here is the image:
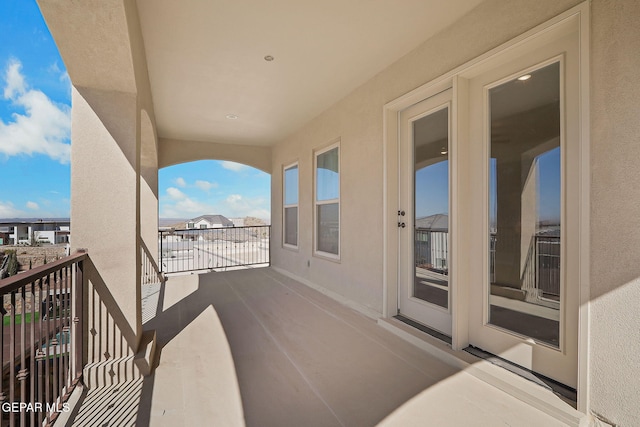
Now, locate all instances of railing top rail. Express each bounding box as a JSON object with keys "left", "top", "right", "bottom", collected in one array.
[
  {"left": 160, "top": 225, "right": 271, "bottom": 233},
  {"left": 0, "top": 250, "right": 87, "bottom": 293}
]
